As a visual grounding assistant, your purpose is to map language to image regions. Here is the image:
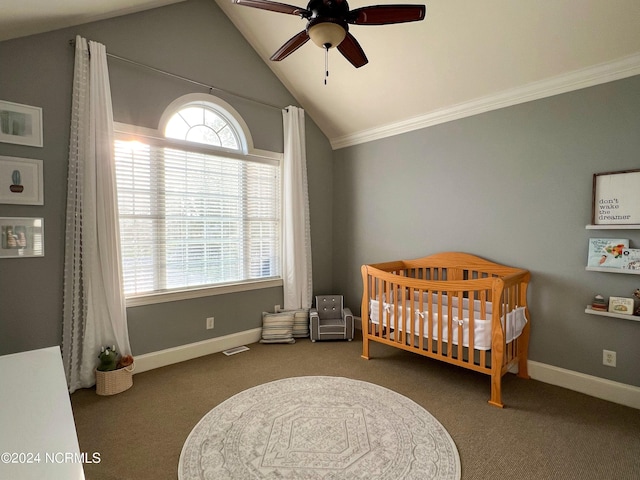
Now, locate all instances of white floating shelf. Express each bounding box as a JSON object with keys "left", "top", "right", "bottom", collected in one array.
[
  {"left": 585, "top": 306, "right": 640, "bottom": 321},
  {"left": 585, "top": 224, "right": 640, "bottom": 230},
  {"left": 585, "top": 266, "right": 640, "bottom": 275}
]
